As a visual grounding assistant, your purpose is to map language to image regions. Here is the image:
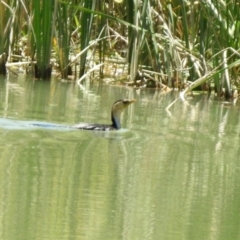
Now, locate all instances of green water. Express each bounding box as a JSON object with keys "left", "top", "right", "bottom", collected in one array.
[{"left": 0, "top": 75, "right": 240, "bottom": 240}]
